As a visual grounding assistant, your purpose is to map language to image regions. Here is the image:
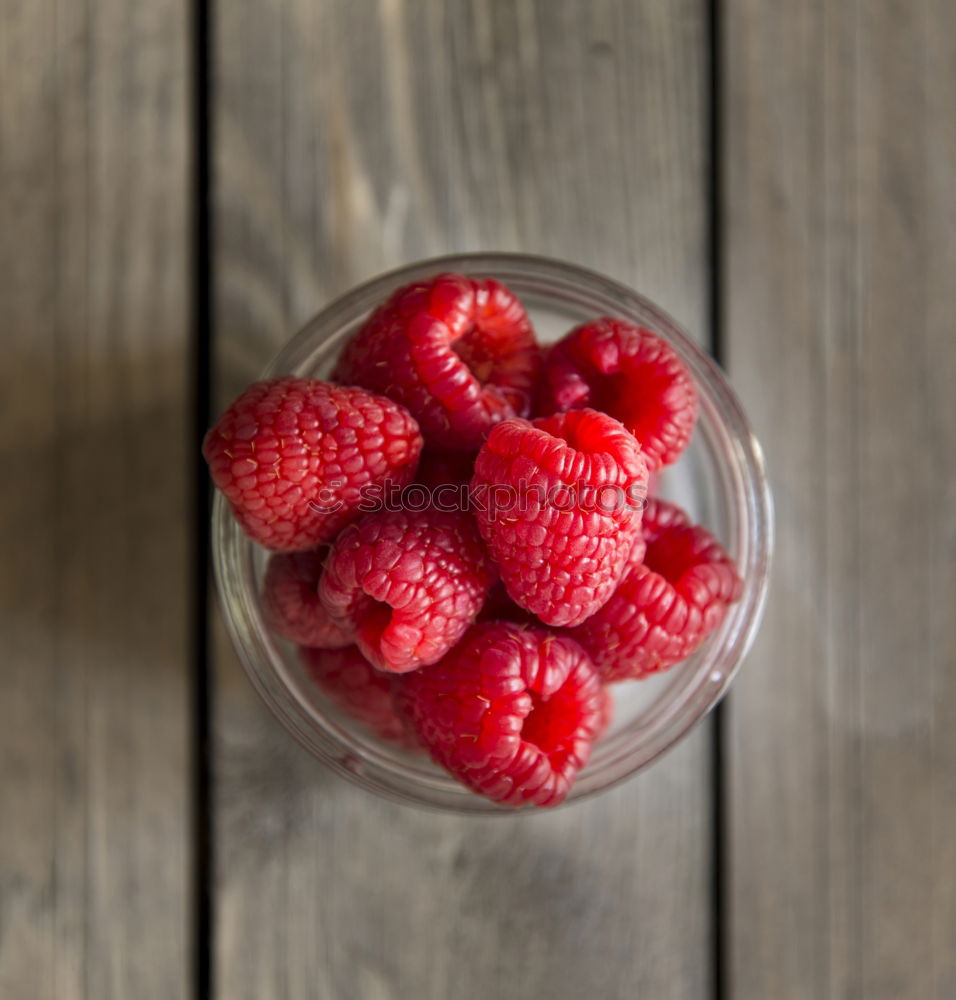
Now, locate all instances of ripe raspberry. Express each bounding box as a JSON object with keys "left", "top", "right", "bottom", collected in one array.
[
  {"left": 333, "top": 273, "right": 540, "bottom": 450},
  {"left": 594, "top": 686, "right": 614, "bottom": 740},
  {"left": 625, "top": 527, "right": 649, "bottom": 569},
  {"left": 540, "top": 318, "right": 698, "bottom": 471},
  {"left": 204, "top": 377, "right": 423, "bottom": 551},
  {"left": 299, "top": 645, "right": 416, "bottom": 749},
  {"left": 641, "top": 494, "right": 692, "bottom": 542},
  {"left": 471, "top": 408, "right": 648, "bottom": 628},
  {"left": 318, "top": 508, "right": 496, "bottom": 673},
  {"left": 569, "top": 498, "right": 742, "bottom": 681},
  {"left": 261, "top": 549, "right": 351, "bottom": 648},
  {"left": 393, "top": 623, "right": 605, "bottom": 807}
]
